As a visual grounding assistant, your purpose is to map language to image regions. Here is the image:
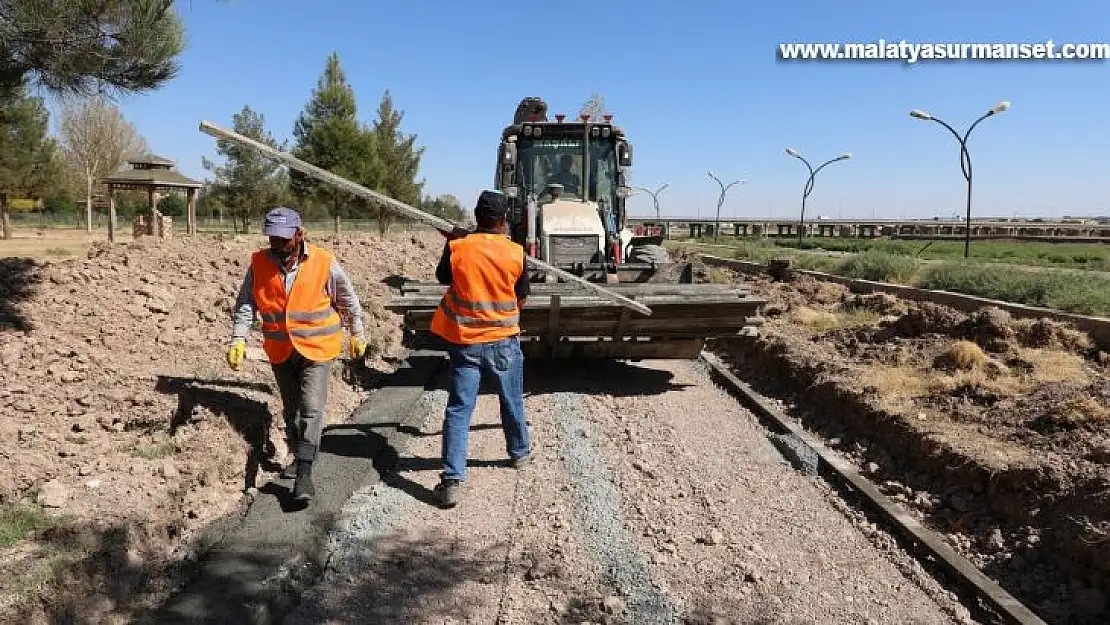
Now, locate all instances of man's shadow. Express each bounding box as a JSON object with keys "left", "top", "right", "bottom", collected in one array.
[
  {"left": 155, "top": 375, "right": 283, "bottom": 491},
  {"left": 320, "top": 422, "right": 509, "bottom": 509}
]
